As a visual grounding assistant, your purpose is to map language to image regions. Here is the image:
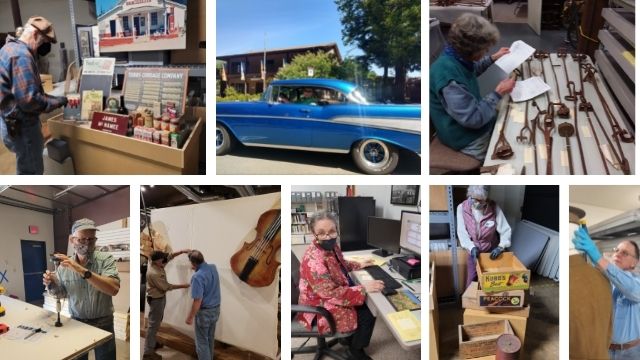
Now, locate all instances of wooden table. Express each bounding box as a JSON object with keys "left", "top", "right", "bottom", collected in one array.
[
  {"left": 47, "top": 115, "right": 203, "bottom": 175},
  {"left": 482, "top": 54, "right": 635, "bottom": 175},
  {"left": 0, "top": 295, "right": 112, "bottom": 359}
]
